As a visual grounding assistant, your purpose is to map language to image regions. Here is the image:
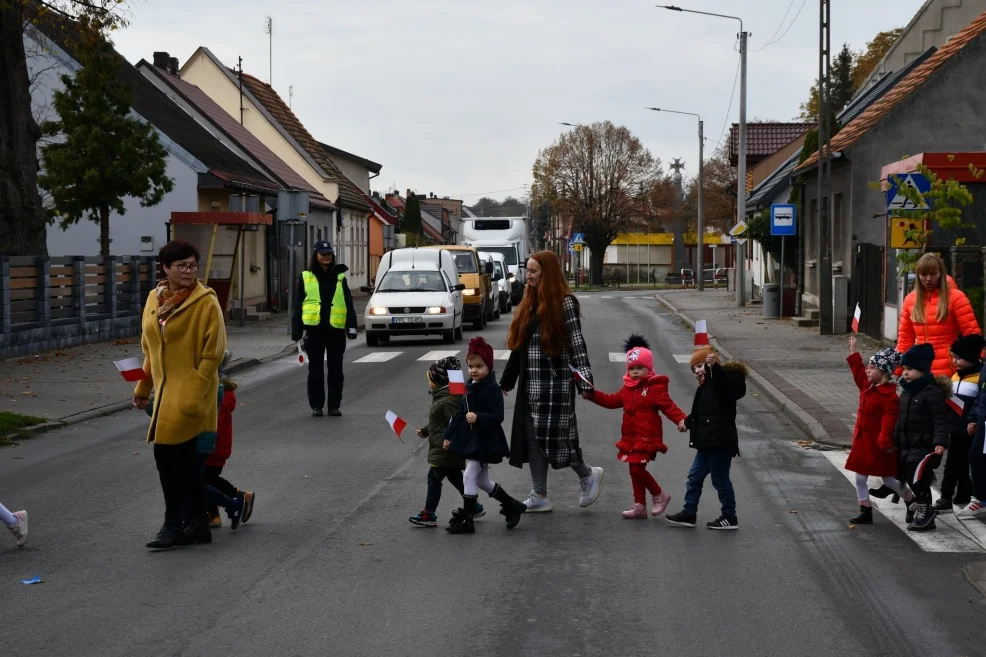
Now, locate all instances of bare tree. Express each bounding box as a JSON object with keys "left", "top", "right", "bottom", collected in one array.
[{"left": 532, "top": 121, "right": 660, "bottom": 285}]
